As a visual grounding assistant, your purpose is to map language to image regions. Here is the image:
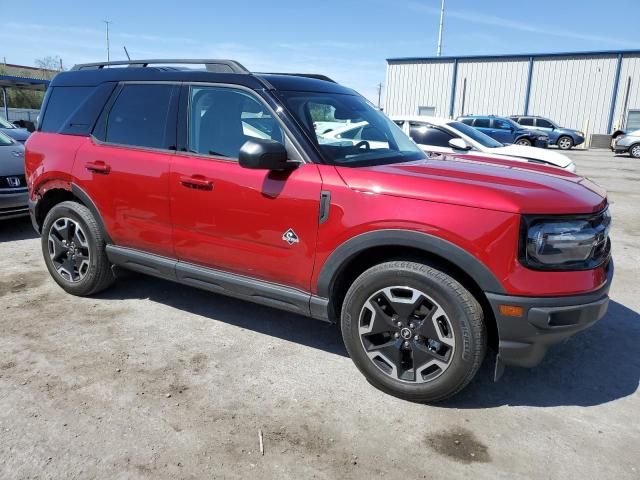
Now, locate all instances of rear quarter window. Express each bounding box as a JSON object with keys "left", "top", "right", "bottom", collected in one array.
[{"left": 40, "top": 86, "right": 95, "bottom": 133}]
